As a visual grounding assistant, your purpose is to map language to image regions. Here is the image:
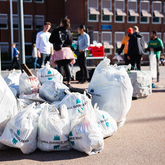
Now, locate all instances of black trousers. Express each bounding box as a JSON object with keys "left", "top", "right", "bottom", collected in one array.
[
  {"left": 124, "top": 54, "right": 131, "bottom": 65},
  {"left": 156, "top": 57, "right": 160, "bottom": 79},
  {"left": 130, "top": 55, "right": 142, "bottom": 70},
  {"left": 77, "top": 52, "right": 89, "bottom": 80},
  {"left": 9, "top": 57, "right": 20, "bottom": 70},
  {"left": 56, "top": 59, "right": 71, "bottom": 83}
]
